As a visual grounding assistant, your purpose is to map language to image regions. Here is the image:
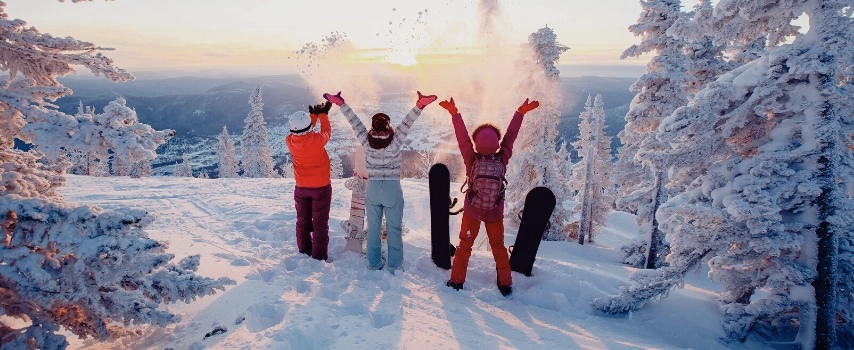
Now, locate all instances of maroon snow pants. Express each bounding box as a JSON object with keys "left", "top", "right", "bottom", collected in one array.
[{"left": 294, "top": 184, "right": 332, "bottom": 261}]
